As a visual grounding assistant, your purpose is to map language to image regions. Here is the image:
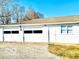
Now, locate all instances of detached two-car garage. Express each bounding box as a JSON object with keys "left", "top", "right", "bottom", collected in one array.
[{"left": 0, "top": 25, "right": 48, "bottom": 42}]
